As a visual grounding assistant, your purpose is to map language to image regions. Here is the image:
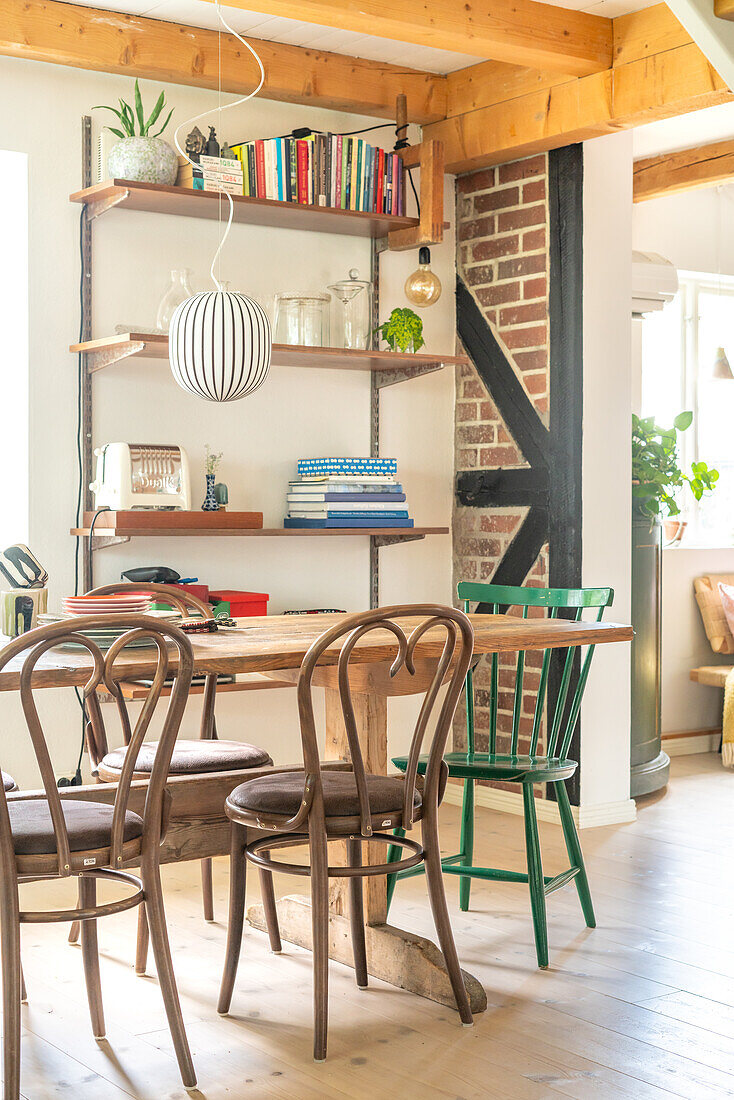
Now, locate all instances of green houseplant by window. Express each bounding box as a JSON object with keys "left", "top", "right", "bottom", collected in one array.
[
  {"left": 630, "top": 410, "right": 719, "bottom": 798},
  {"left": 94, "top": 80, "right": 178, "bottom": 185},
  {"left": 631, "top": 411, "right": 719, "bottom": 520}
]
